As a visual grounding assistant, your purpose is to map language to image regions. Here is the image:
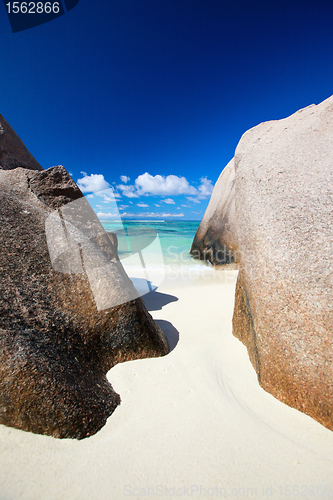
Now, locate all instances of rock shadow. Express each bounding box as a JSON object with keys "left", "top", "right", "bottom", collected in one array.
[
  {"left": 154, "top": 320, "right": 179, "bottom": 351},
  {"left": 143, "top": 291, "right": 178, "bottom": 311},
  {"left": 143, "top": 291, "right": 180, "bottom": 351}
]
